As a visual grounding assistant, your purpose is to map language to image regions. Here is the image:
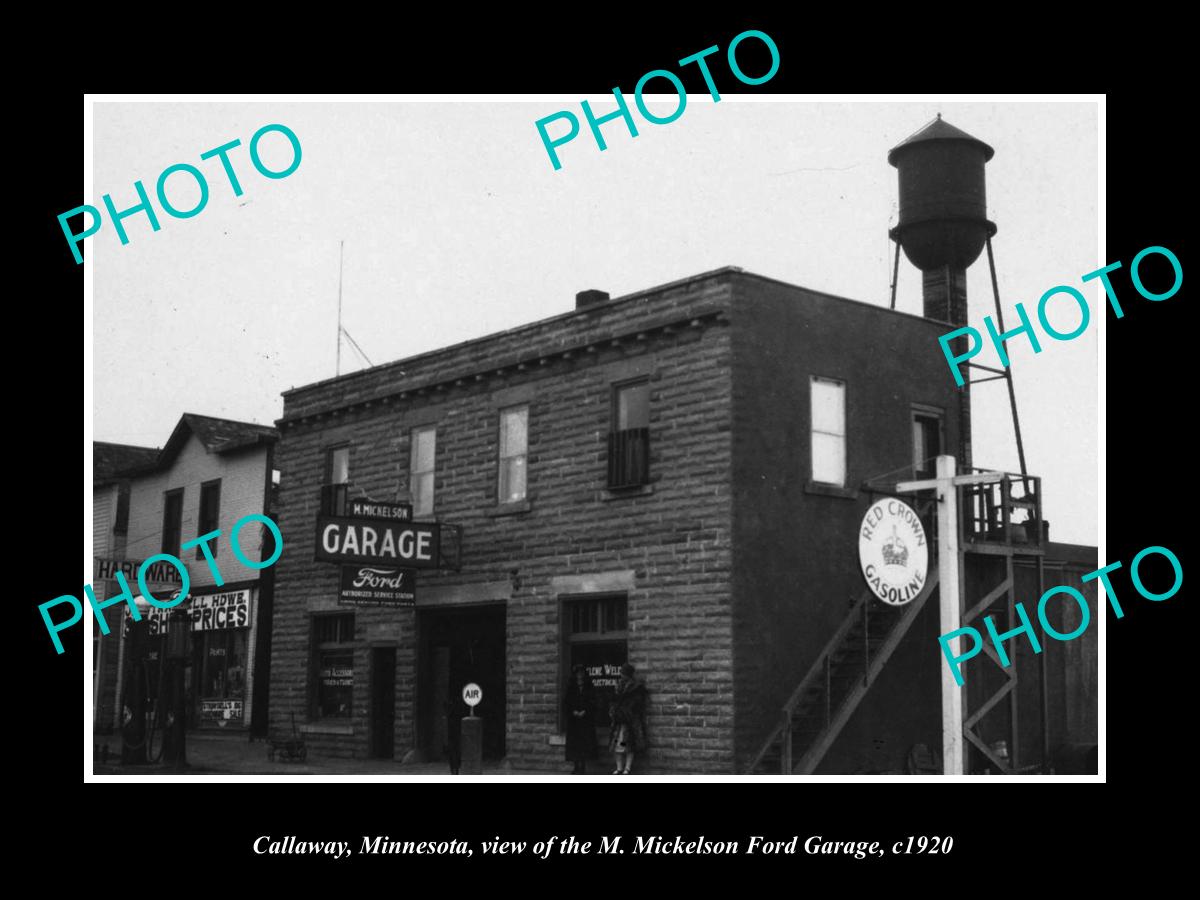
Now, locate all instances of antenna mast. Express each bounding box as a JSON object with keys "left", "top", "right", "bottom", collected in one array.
[{"left": 336, "top": 240, "right": 344, "bottom": 376}]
